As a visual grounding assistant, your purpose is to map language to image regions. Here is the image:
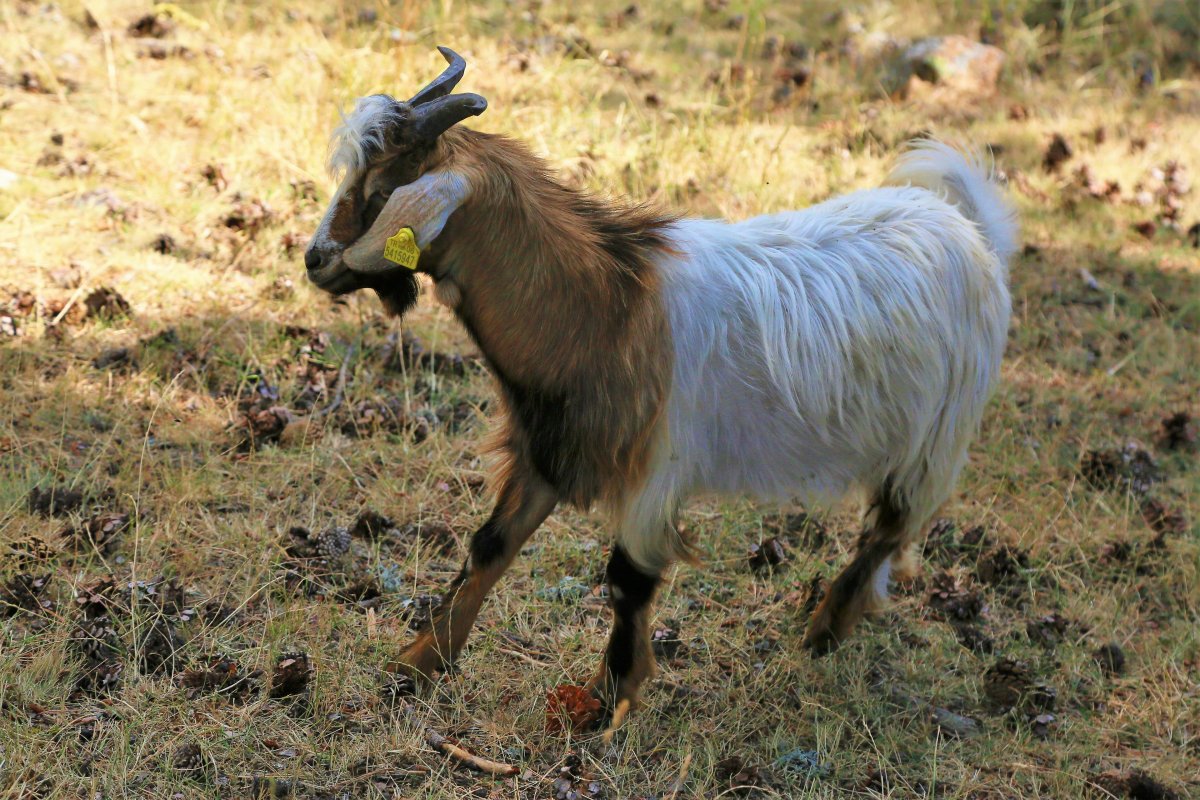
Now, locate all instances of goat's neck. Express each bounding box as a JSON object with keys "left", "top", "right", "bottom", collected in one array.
[{"left": 434, "top": 132, "right": 673, "bottom": 392}]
